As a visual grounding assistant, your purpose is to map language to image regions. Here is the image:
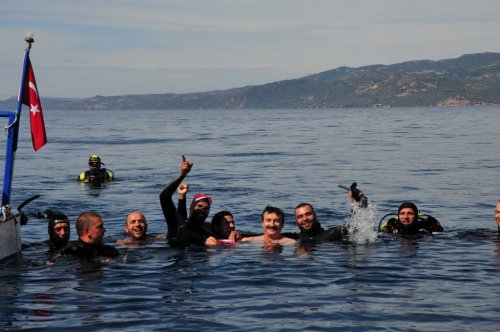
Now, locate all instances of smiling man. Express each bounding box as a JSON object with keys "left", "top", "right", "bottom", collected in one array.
[
  {"left": 294, "top": 203, "right": 347, "bottom": 244},
  {"left": 383, "top": 202, "right": 443, "bottom": 235},
  {"left": 116, "top": 211, "right": 162, "bottom": 245},
  {"left": 241, "top": 205, "right": 296, "bottom": 245}
]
